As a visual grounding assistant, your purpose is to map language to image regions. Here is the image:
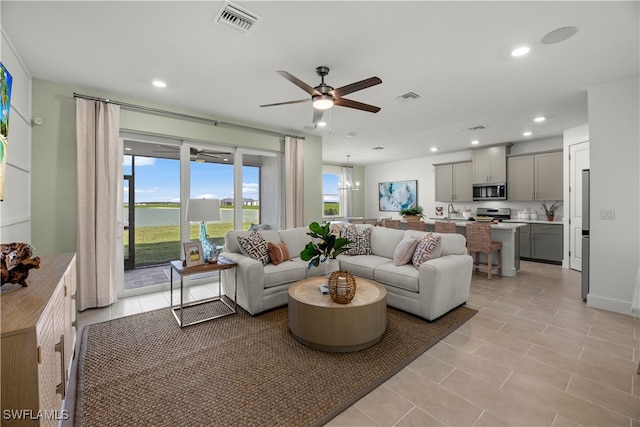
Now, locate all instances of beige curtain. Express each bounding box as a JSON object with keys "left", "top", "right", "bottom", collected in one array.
[
  {"left": 284, "top": 136, "right": 304, "bottom": 228},
  {"left": 76, "top": 99, "right": 121, "bottom": 311}
]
